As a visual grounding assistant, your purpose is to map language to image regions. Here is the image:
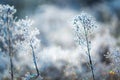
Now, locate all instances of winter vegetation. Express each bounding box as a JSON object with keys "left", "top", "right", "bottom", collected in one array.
[
  {"left": 73, "top": 12, "right": 97, "bottom": 80},
  {"left": 0, "top": 4, "right": 41, "bottom": 80},
  {"left": 0, "top": 1, "right": 120, "bottom": 80},
  {"left": 106, "top": 48, "right": 120, "bottom": 75}
]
